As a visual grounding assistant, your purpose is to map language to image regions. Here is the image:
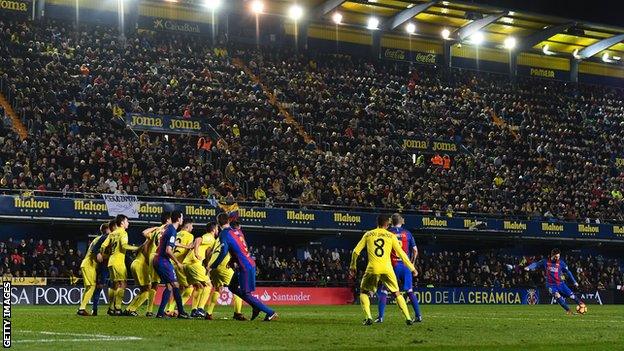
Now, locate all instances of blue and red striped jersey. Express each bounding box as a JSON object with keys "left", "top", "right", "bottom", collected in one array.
[
  {"left": 388, "top": 226, "right": 416, "bottom": 266},
  {"left": 527, "top": 258, "right": 577, "bottom": 286},
  {"left": 210, "top": 227, "right": 256, "bottom": 270}
]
